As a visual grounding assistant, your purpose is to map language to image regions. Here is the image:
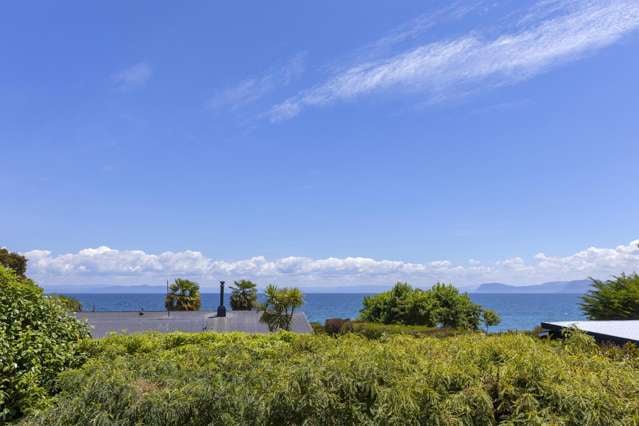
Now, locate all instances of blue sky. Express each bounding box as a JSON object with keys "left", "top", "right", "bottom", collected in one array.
[{"left": 1, "top": 0, "right": 639, "bottom": 288}]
